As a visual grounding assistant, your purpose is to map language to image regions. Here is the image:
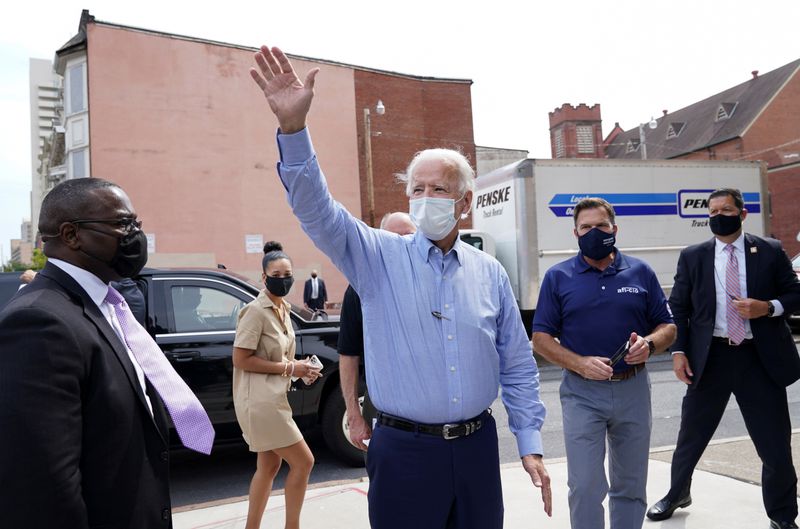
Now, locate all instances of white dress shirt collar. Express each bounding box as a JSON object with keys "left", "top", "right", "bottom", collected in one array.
[
  {"left": 714, "top": 232, "right": 745, "bottom": 256},
  {"left": 49, "top": 258, "right": 109, "bottom": 308}
]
